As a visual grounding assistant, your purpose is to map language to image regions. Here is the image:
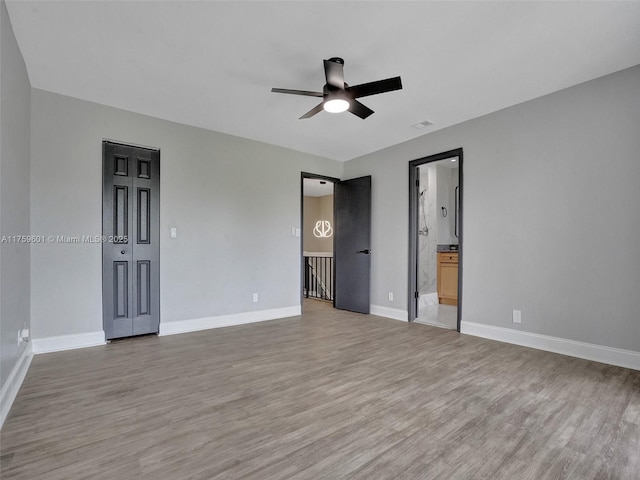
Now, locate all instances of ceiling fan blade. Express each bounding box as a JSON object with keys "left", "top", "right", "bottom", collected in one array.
[
  {"left": 299, "top": 102, "right": 325, "bottom": 119},
  {"left": 348, "top": 100, "right": 374, "bottom": 119},
  {"left": 271, "top": 88, "right": 323, "bottom": 97},
  {"left": 324, "top": 58, "right": 345, "bottom": 89},
  {"left": 346, "top": 76, "right": 402, "bottom": 99}
]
